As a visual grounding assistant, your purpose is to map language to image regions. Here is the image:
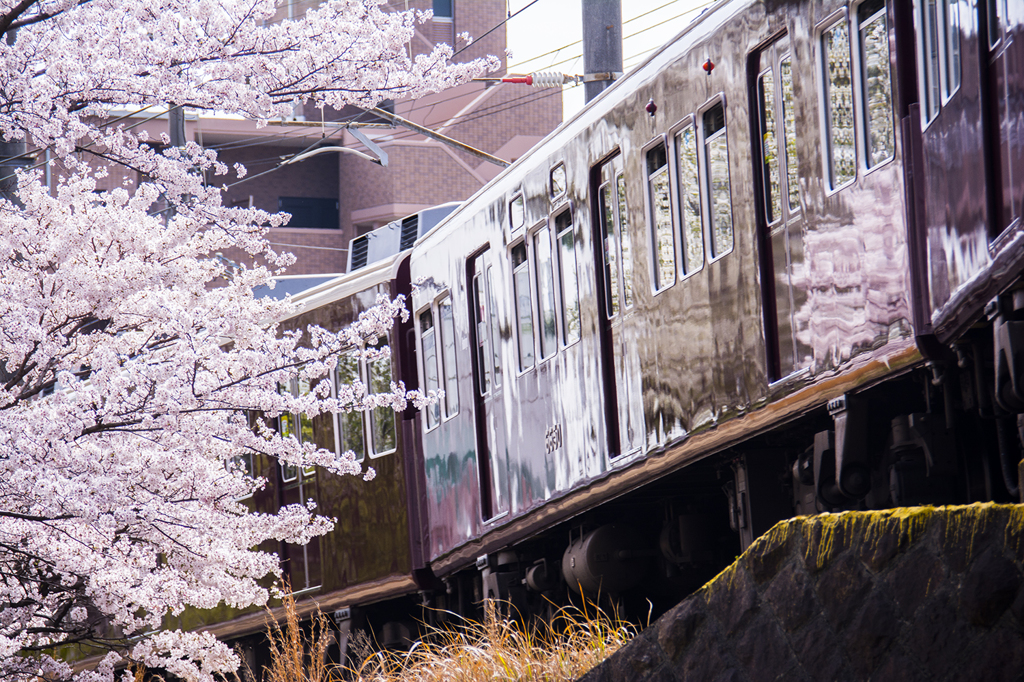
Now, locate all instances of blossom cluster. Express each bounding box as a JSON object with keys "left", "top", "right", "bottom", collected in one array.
[{"left": 0, "top": 1, "right": 494, "bottom": 680}]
